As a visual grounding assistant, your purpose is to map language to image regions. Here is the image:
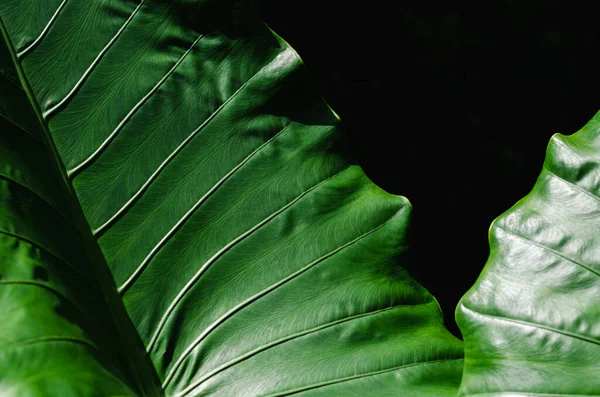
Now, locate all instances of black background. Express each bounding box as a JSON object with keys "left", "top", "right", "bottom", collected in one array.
[{"left": 258, "top": 0, "right": 600, "bottom": 337}]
